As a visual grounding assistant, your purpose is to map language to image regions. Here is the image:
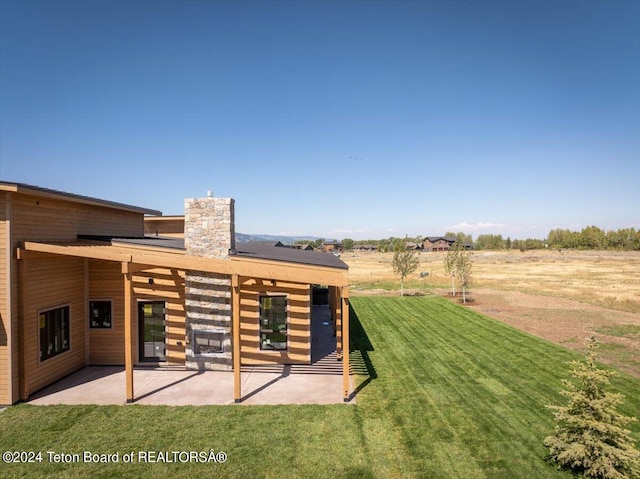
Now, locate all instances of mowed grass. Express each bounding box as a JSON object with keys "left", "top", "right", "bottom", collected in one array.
[{"left": 1, "top": 296, "right": 639, "bottom": 478}]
